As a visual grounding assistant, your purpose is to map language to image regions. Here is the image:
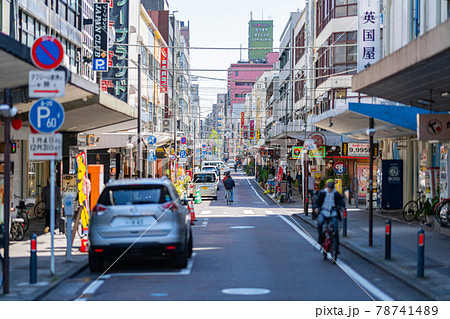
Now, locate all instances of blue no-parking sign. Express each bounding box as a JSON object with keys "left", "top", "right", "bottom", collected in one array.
[
  {"left": 29, "top": 98, "right": 65, "bottom": 133},
  {"left": 31, "top": 36, "right": 64, "bottom": 70}
]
